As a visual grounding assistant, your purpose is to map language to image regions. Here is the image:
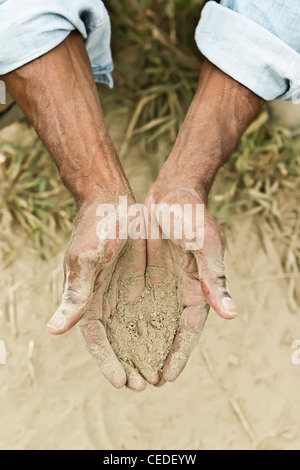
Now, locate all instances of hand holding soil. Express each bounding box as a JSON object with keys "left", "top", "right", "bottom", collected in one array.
[
  {"left": 1, "top": 32, "right": 263, "bottom": 392},
  {"left": 144, "top": 185, "right": 235, "bottom": 384},
  {"left": 88, "top": 181, "right": 237, "bottom": 391},
  {"left": 47, "top": 198, "right": 148, "bottom": 391}
]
